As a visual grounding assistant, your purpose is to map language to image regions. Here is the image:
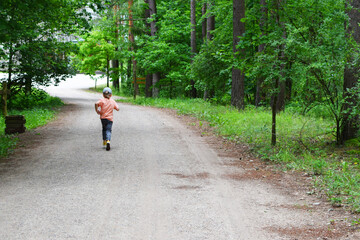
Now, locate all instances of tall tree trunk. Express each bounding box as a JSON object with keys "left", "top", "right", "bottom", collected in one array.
[
  {"left": 202, "top": 3, "right": 207, "bottom": 41},
  {"left": 190, "top": 0, "right": 197, "bottom": 98},
  {"left": 206, "top": 2, "right": 215, "bottom": 41},
  {"left": 342, "top": 0, "right": 360, "bottom": 142},
  {"left": 145, "top": 75, "right": 153, "bottom": 98},
  {"left": 203, "top": 1, "right": 215, "bottom": 100},
  {"left": 231, "top": 0, "right": 245, "bottom": 110},
  {"left": 255, "top": 0, "right": 267, "bottom": 107},
  {"left": 112, "top": 59, "right": 119, "bottom": 89},
  {"left": 128, "top": 0, "right": 138, "bottom": 99},
  {"left": 144, "top": 0, "right": 153, "bottom": 97},
  {"left": 271, "top": 79, "right": 278, "bottom": 146},
  {"left": 25, "top": 76, "right": 31, "bottom": 95},
  {"left": 112, "top": 4, "right": 120, "bottom": 90},
  {"left": 271, "top": 0, "right": 285, "bottom": 146},
  {"left": 201, "top": 3, "right": 207, "bottom": 99},
  {"left": 106, "top": 56, "right": 110, "bottom": 87},
  {"left": 7, "top": 43, "right": 13, "bottom": 89},
  {"left": 276, "top": 77, "right": 286, "bottom": 112},
  {"left": 127, "top": 57, "right": 132, "bottom": 82},
  {"left": 148, "top": 0, "right": 160, "bottom": 97},
  {"left": 285, "top": 63, "right": 292, "bottom": 102},
  {"left": 275, "top": 0, "right": 287, "bottom": 112}
]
